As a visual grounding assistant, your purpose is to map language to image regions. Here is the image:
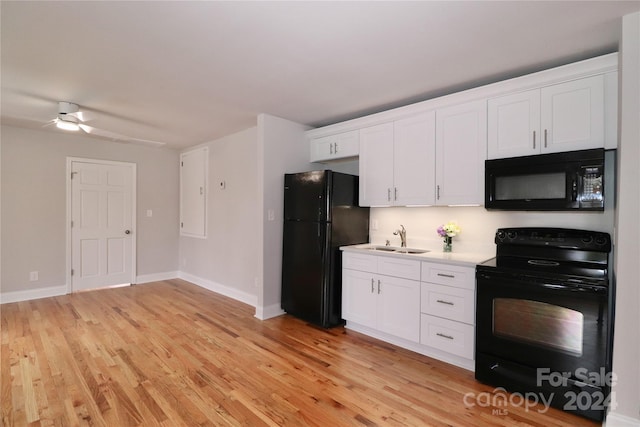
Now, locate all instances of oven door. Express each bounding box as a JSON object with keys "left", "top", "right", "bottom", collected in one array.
[
  {"left": 476, "top": 269, "right": 610, "bottom": 378},
  {"left": 475, "top": 269, "right": 612, "bottom": 421}
]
